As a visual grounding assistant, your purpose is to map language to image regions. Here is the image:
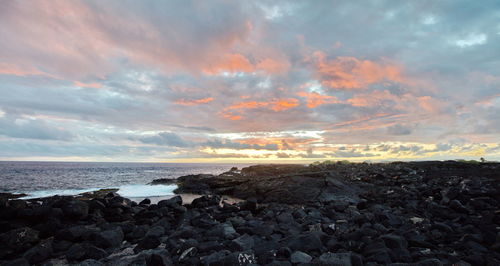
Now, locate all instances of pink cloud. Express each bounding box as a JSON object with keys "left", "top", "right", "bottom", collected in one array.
[
  {"left": 0, "top": 63, "right": 54, "bottom": 77},
  {"left": 74, "top": 81, "right": 102, "bottom": 89},
  {"left": 311, "top": 52, "right": 409, "bottom": 90},
  {"left": 297, "top": 91, "right": 339, "bottom": 108},
  {"left": 174, "top": 97, "right": 214, "bottom": 106},
  {"left": 203, "top": 54, "right": 254, "bottom": 75},
  {"left": 255, "top": 57, "right": 290, "bottom": 74},
  {"left": 220, "top": 98, "right": 300, "bottom": 120},
  {"left": 0, "top": 1, "right": 253, "bottom": 79}
]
